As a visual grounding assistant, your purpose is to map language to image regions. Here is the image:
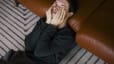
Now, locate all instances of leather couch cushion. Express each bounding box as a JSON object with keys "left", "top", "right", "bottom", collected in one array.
[{"left": 76, "top": 0, "right": 114, "bottom": 63}]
